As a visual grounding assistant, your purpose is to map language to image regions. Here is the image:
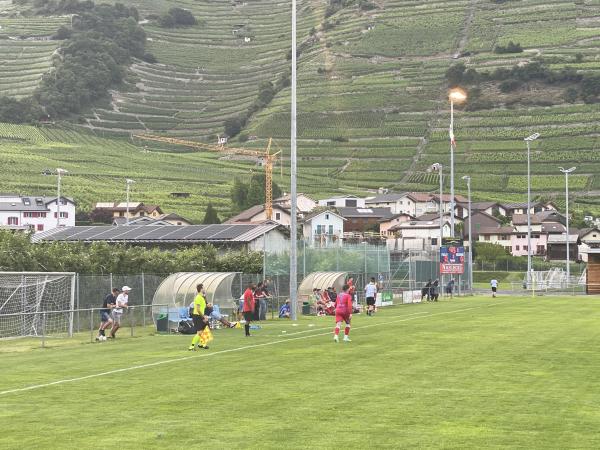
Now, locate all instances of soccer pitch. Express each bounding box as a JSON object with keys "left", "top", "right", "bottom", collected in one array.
[{"left": 1, "top": 296, "right": 600, "bottom": 449}]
